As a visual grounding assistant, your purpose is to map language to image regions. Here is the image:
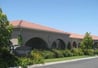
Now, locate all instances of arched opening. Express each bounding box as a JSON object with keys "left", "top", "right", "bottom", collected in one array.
[
  {"left": 94, "top": 42, "right": 98, "bottom": 49},
  {"left": 56, "top": 39, "right": 65, "bottom": 50},
  {"left": 51, "top": 41, "right": 57, "bottom": 49},
  {"left": 25, "top": 37, "right": 48, "bottom": 50},
  {"left": 67, "top": 42, "right": 71, "bottom": 49},
  {"left": 73, "top": 41, "right": 77, "bottom": 48},
  {"left": 78, "top": 42, "right": 80, "bottom": 48}
]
